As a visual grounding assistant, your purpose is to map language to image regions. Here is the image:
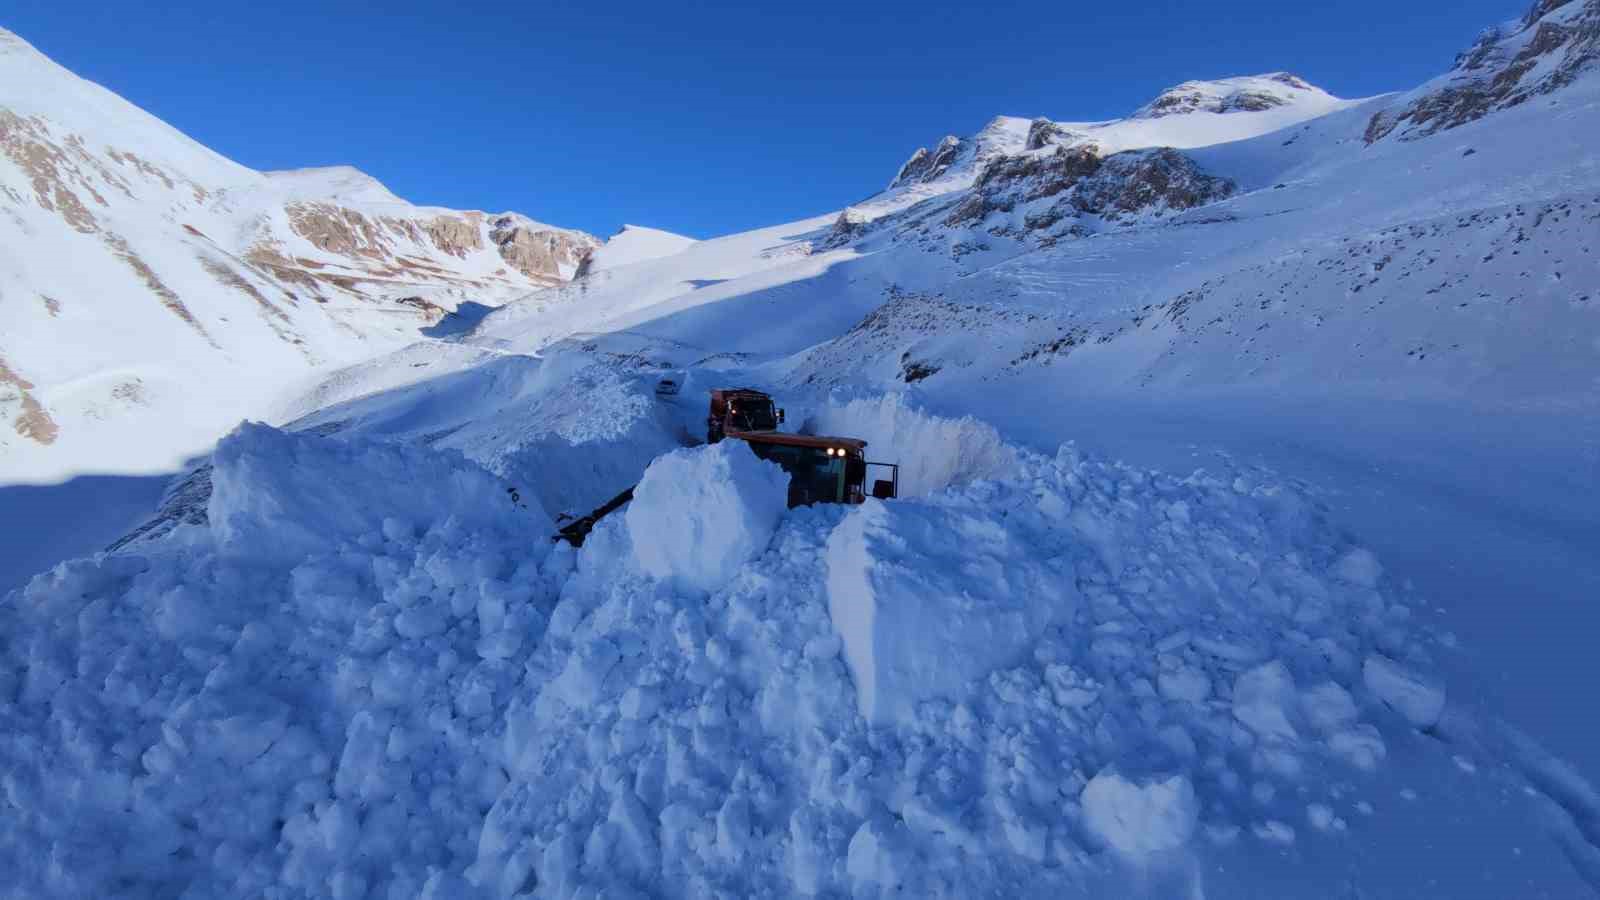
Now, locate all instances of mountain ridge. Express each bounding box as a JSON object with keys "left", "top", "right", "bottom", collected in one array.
[{"left": 0, "top": 26, "right": 600, "bottom": 481}]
